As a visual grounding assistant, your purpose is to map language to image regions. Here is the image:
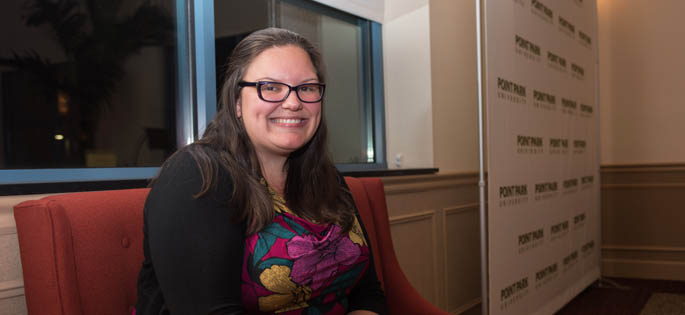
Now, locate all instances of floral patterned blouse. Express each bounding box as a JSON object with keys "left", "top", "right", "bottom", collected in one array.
[{"left": 241, "top": 190, "right": 373, "bottom": 314}]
